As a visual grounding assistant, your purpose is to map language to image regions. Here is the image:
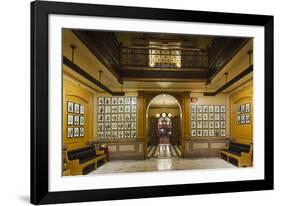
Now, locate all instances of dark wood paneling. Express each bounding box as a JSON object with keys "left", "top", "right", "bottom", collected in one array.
[
  {"left": 204, "top": 65, "right": 253, "bottom": 96},
  {"left": 63, "top": 56, "right": 124, "bottom": 96}
]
